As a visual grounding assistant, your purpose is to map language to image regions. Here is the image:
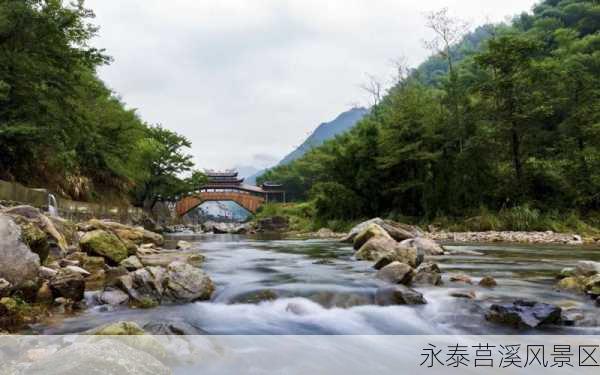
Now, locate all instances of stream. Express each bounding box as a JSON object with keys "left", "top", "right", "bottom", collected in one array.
[{"left": 35, "top": 234, "right": 600, "bottom": 335}]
